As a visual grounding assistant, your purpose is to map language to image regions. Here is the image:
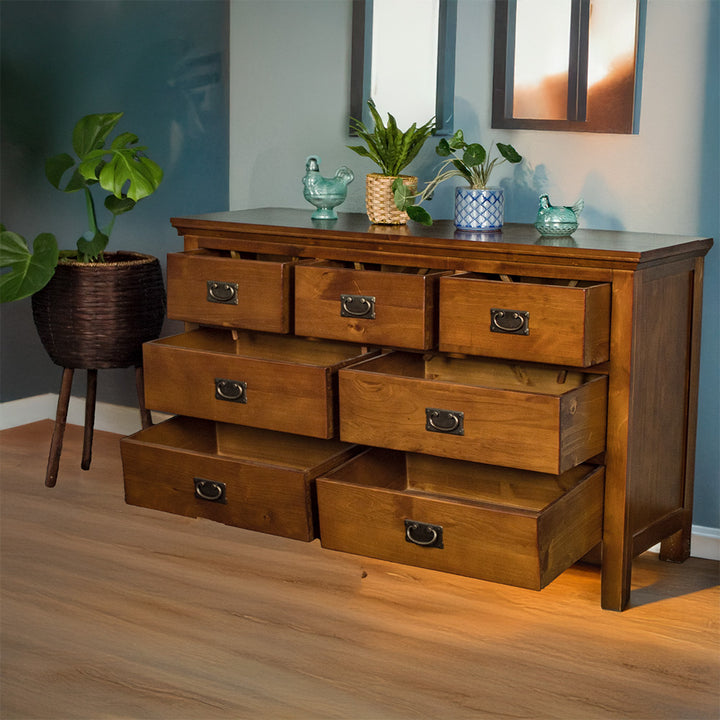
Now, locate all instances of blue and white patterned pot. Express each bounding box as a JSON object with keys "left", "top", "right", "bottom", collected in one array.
[{"left": 454, "top": 186, "right": 504, "bottom": 231}]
